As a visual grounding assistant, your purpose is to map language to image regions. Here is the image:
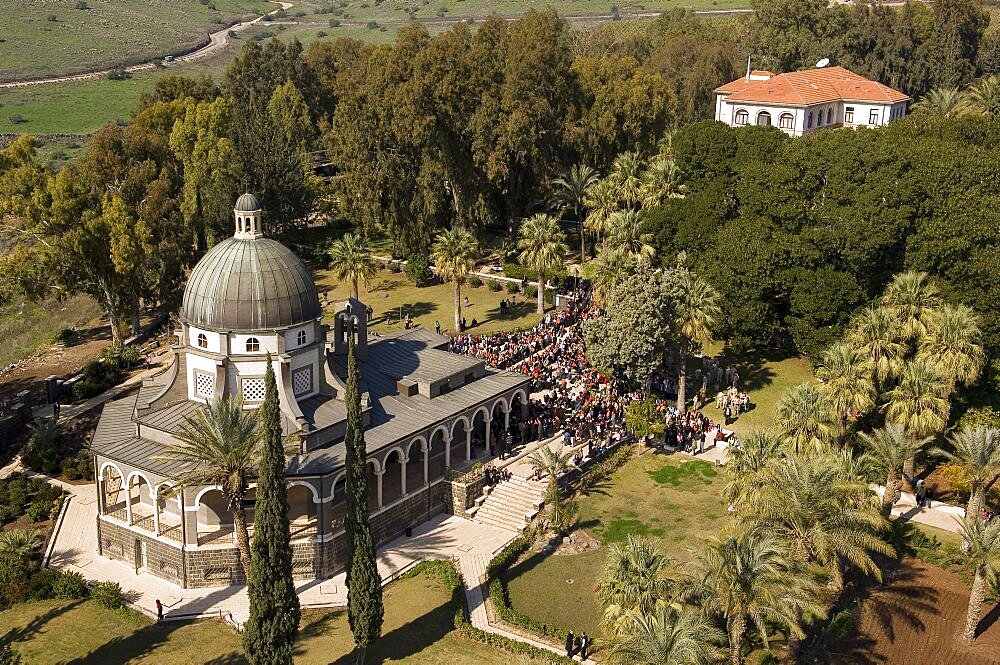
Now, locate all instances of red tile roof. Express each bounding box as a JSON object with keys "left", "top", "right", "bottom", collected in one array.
[{"left": 716, "top": 66, "right": 909, "bottom": 106}]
